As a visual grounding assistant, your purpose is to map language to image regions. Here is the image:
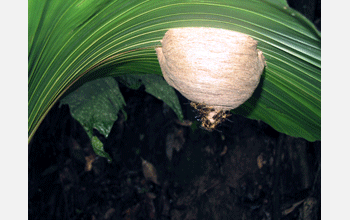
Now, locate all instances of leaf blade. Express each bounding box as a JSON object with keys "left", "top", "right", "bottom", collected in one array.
[{"left": 29, "top": 0, "right": 321, "bottom": 142}]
